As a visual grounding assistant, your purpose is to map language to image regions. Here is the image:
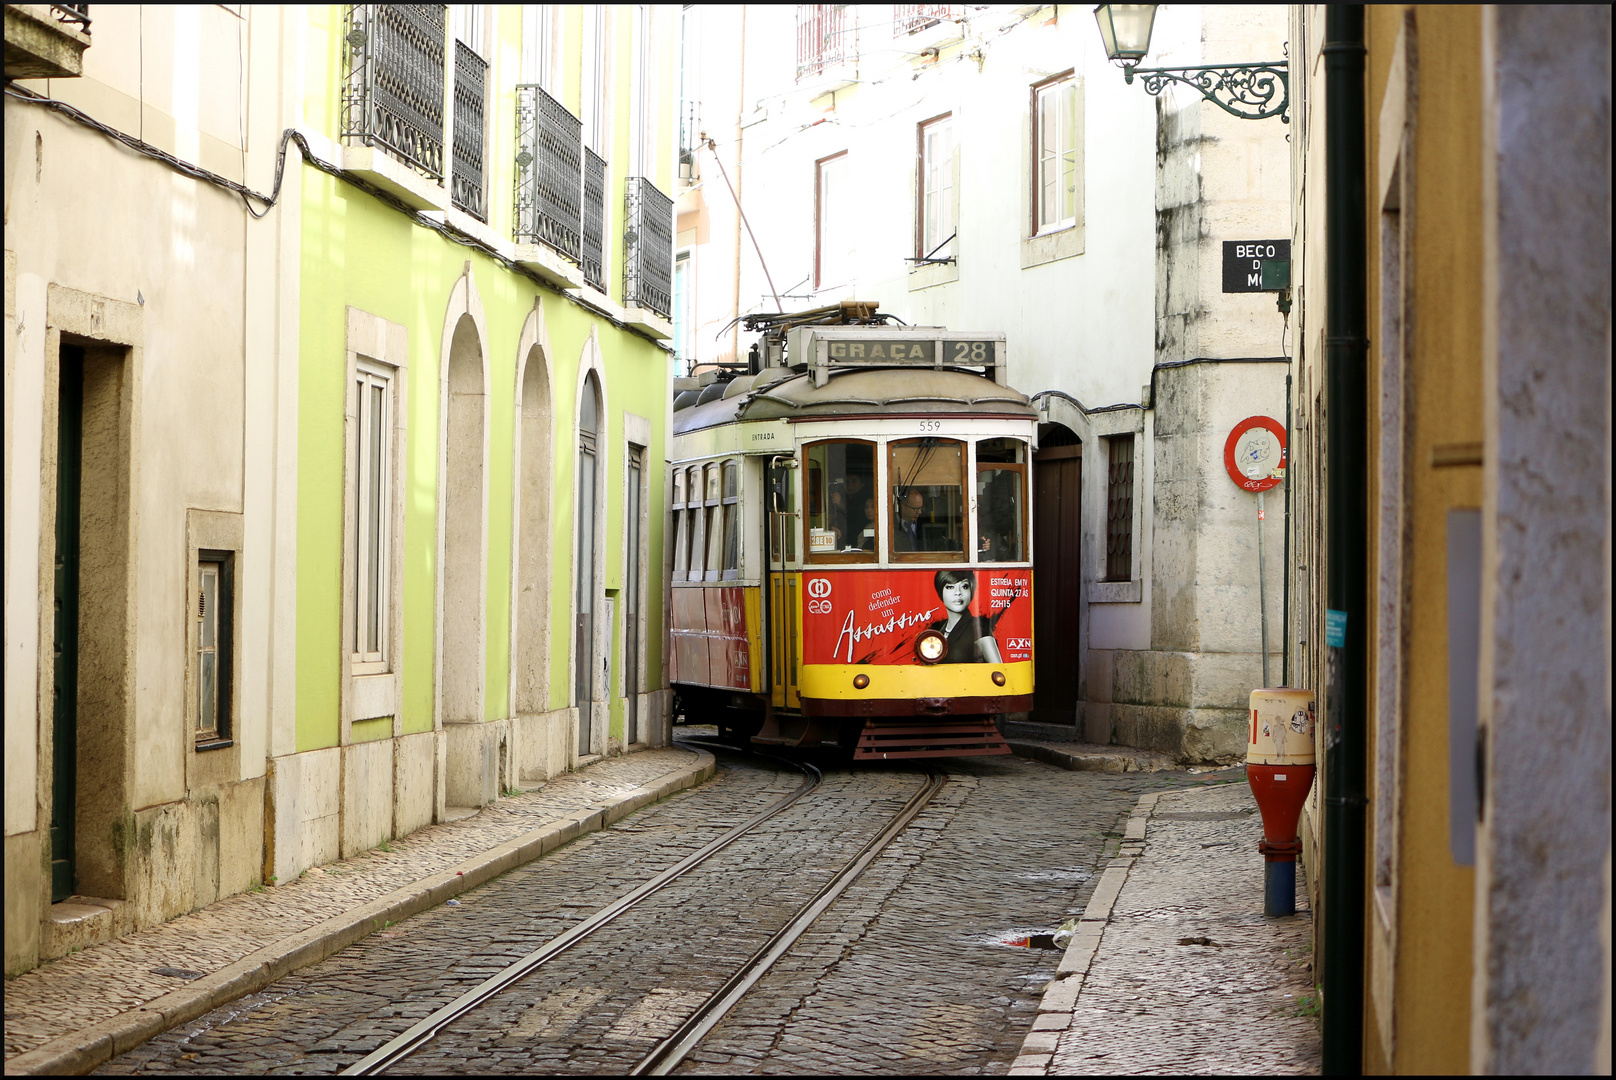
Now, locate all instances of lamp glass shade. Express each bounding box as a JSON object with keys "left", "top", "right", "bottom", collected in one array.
[{"left": 1093, "top": 4, "right": 1157, "bottom": 62}]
